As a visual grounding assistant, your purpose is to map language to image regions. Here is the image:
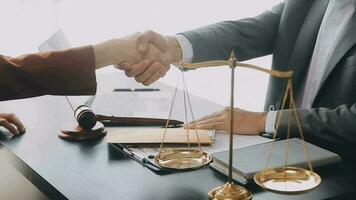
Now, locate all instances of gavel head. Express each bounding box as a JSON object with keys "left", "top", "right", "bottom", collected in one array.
[{"left": 74, "top": 105, "right": 97, "bottom": 130}]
